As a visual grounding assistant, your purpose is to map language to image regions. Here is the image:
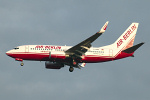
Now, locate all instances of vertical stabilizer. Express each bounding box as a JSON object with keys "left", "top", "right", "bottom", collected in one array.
[{"left": 113, "top": 23, "right": 139, "bottom": 57}]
